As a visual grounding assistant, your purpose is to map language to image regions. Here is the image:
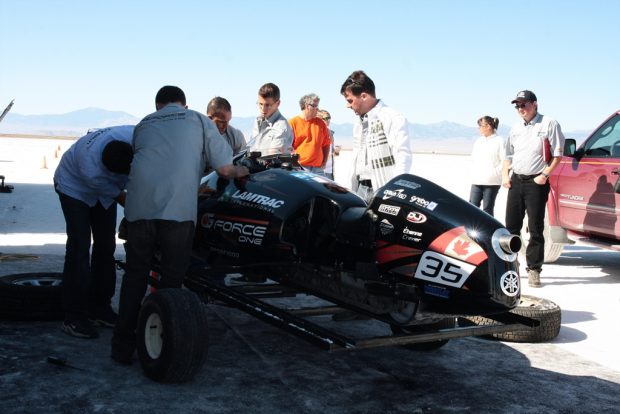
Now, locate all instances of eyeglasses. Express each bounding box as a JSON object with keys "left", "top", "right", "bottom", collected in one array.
[
  {"left": 307, "top": 103, "right": 318, "bottom": 108},
  {"left": 514, "top": 102, "right": 529, "bottom": 109}
]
